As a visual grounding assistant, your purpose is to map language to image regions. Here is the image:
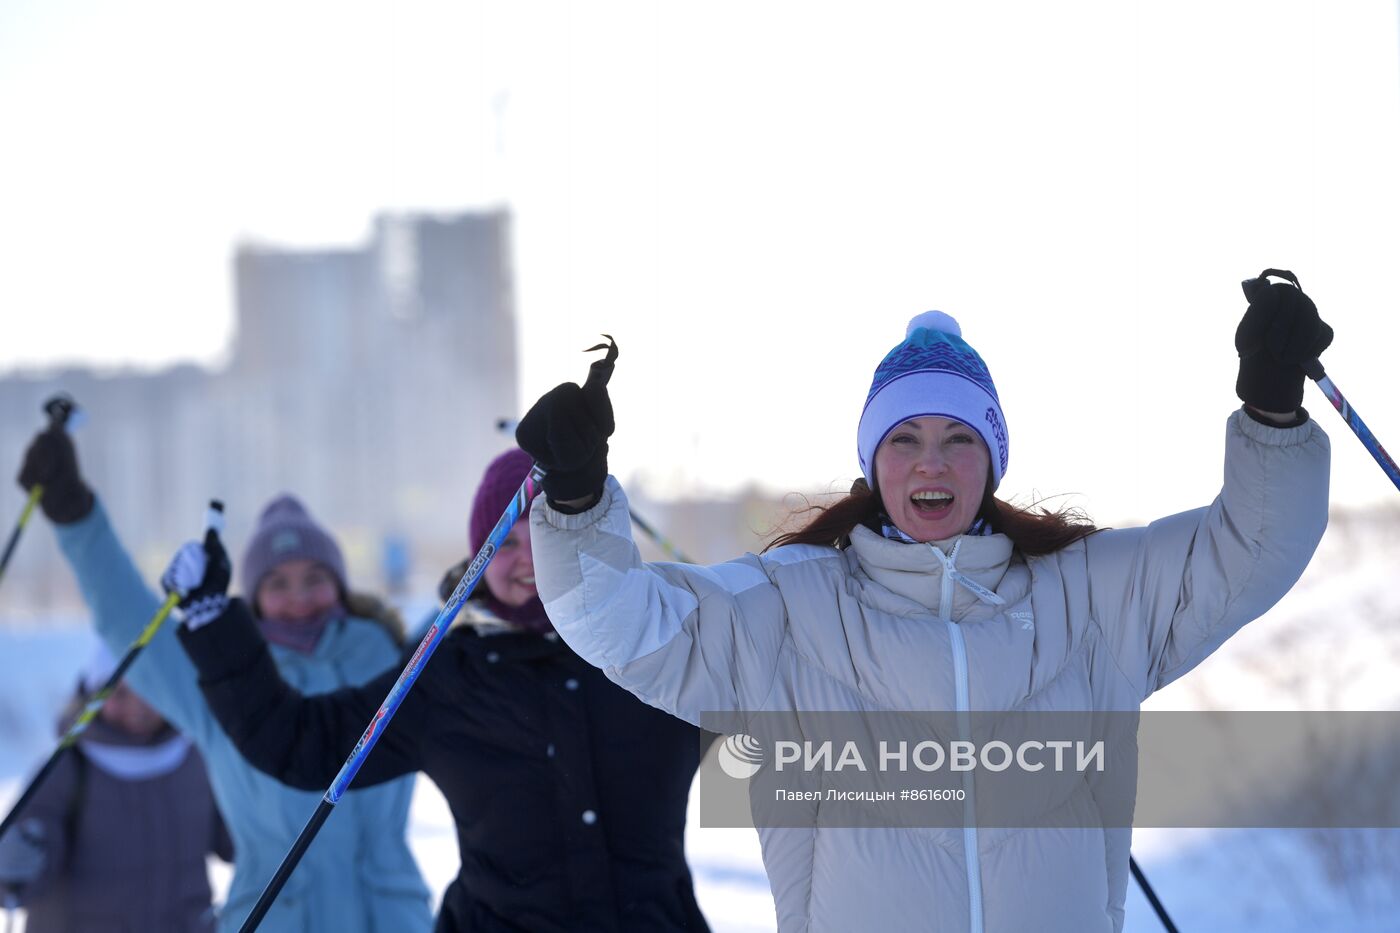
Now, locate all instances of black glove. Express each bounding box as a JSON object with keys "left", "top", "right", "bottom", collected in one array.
[
  {"left": 160, "top": 529, "right": 232, "bottom": 629},
  {"left": 16, "top": 427, "right": 94, "bottom": 524},
  {"left": 1236, "top": 269, "right": 1333, "bottom": 414},
  {"left": 516, "top": 338, "right": 618, "bottom": 509}
]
